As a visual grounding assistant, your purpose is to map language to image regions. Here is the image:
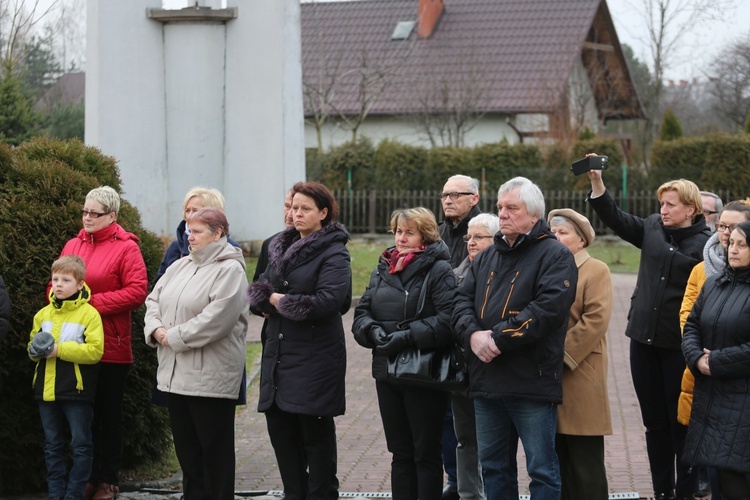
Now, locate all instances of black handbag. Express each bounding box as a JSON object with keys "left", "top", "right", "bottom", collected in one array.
[{"left": 386, "top": 268, "right": 468, "bottom": 391}]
